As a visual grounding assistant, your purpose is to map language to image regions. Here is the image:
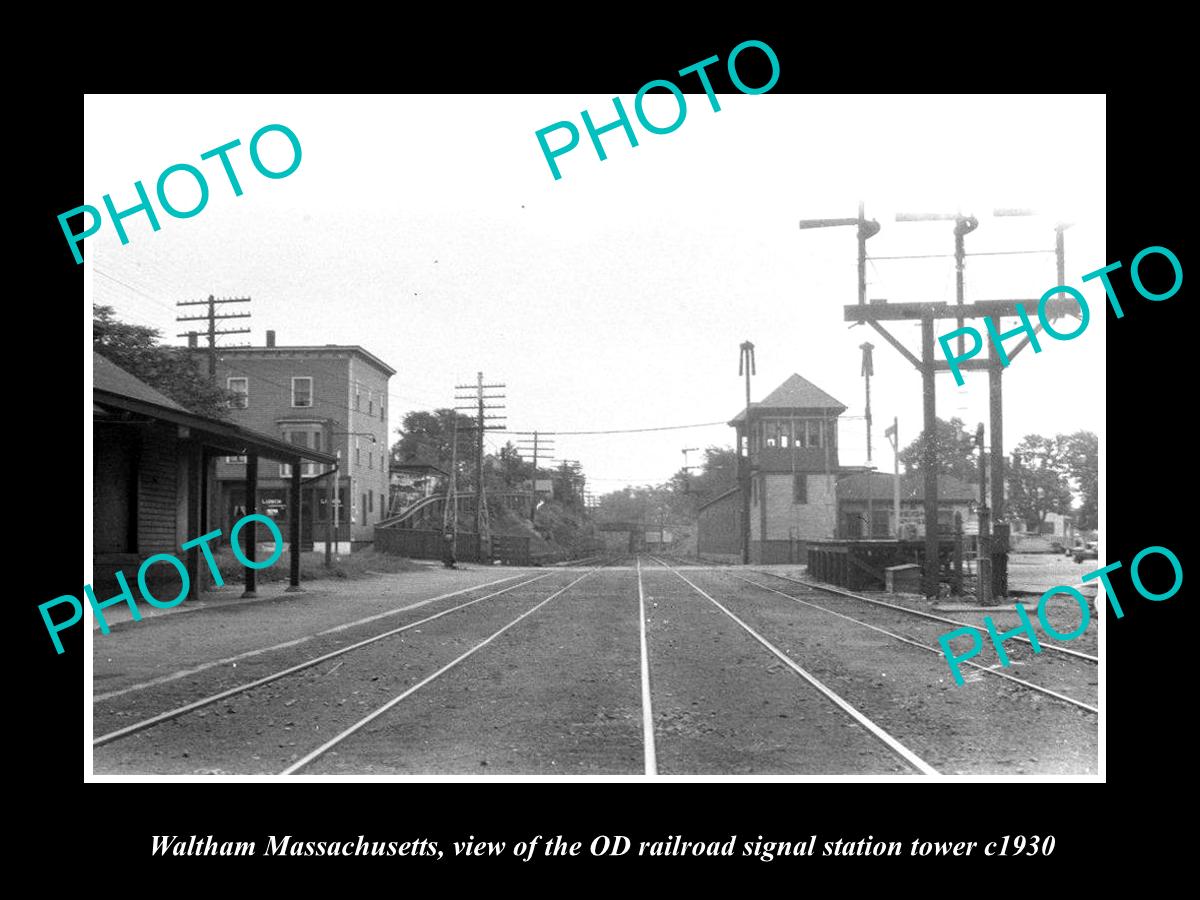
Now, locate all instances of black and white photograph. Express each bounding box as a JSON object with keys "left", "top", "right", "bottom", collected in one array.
[{"left": 76, "top": 91, "right": 1116, "bottom": 781}]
